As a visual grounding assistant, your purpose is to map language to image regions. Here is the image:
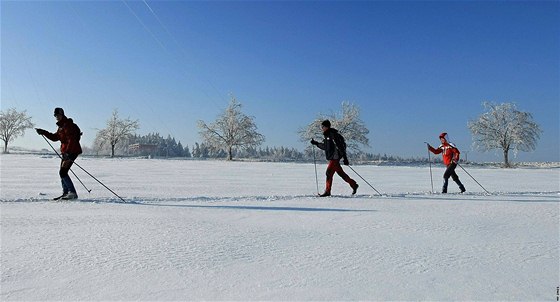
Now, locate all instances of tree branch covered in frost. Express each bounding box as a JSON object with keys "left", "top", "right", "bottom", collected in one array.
[
  {"left": 95, "top": 109, "right": 139, "bottom": 157},
  {"left": 298, "top": 102, "right": 370, "bottom": 153},
  {"left": 198, "top": 96, "right": 265, "bottom": 160},
  {"left": 468, "top": 102, "right": 541, "bottom": 167}
]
